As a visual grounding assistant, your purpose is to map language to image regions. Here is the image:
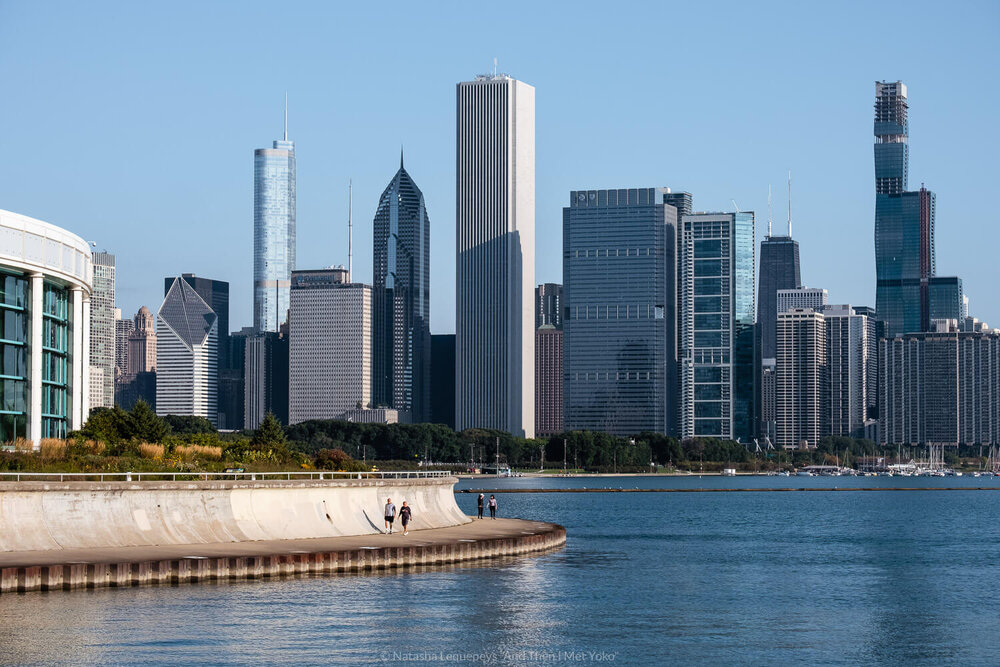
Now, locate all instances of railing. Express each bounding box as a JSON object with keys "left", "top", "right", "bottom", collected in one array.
[{"left": 0, "top": 470, "right": 453, "bottom": 483}]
